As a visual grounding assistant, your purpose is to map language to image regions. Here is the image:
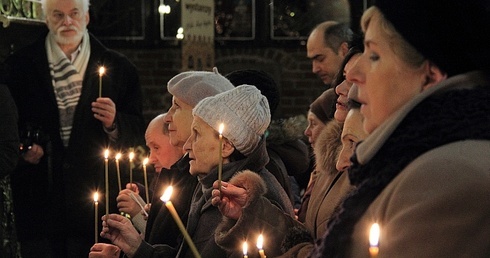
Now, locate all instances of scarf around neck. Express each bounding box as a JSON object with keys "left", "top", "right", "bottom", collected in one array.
[
  {"left": 312, "top": 74, "right": 490, "bottom": 257},
  {"left": 46, "top": 30, "right": 91, "bottom": 146}
]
